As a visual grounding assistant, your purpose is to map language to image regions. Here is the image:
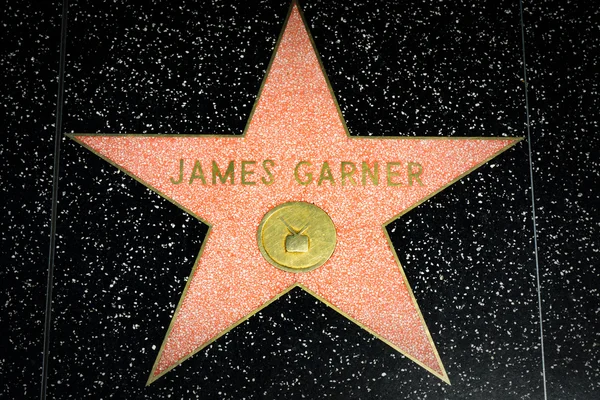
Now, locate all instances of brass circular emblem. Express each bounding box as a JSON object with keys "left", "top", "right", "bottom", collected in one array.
[{"left": 257, "top": 202, "right": 336, "bottom": 273}]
